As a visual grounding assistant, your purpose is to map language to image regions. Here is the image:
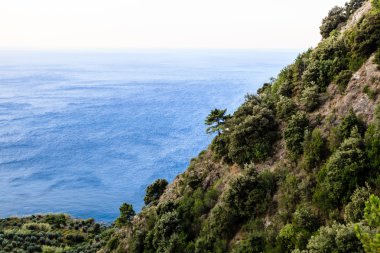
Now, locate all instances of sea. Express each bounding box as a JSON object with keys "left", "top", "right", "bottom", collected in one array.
[{"left": 0, "top": 50, "right": 298, "bottom": 222}]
